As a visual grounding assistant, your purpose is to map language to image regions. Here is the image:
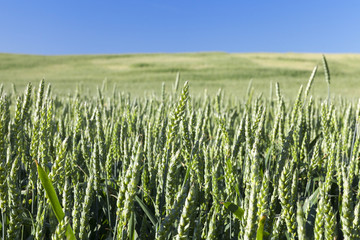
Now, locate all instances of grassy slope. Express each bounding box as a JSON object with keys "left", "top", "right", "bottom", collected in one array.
[{"left": 0, "top": 52, "right": 359, "bottom": 99}]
